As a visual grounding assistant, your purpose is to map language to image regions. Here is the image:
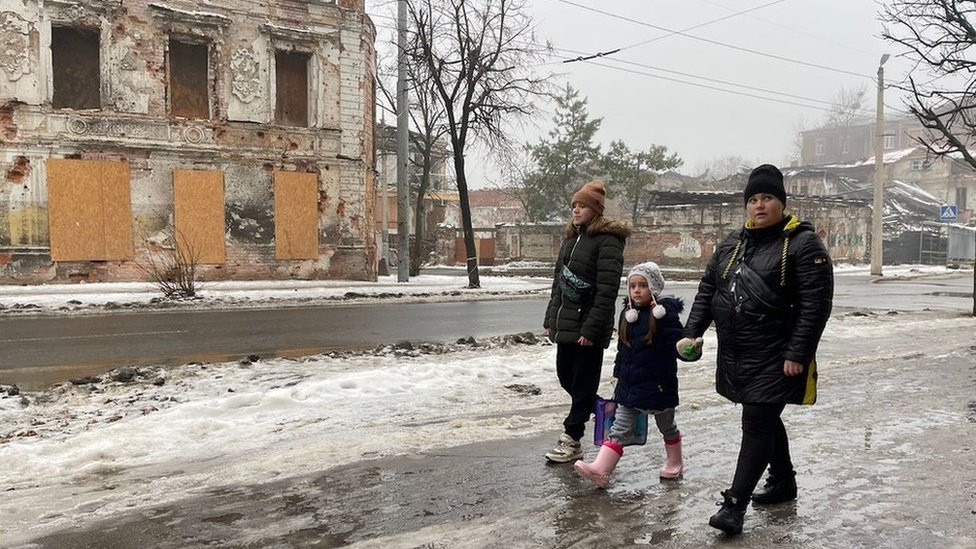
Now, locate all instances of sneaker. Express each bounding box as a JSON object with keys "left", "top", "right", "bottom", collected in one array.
[{"left": 545, "top": 433, "right": 583, "bottom": 463}]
